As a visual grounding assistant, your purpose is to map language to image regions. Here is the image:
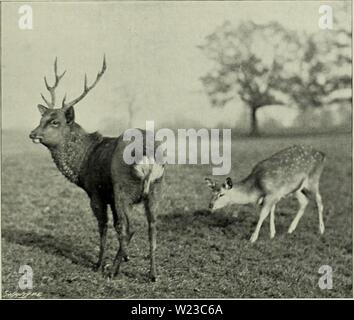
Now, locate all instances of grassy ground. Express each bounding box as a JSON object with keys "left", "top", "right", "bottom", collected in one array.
[{"left": 1, "top": 130, "right": 352, "bottom": 298}]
